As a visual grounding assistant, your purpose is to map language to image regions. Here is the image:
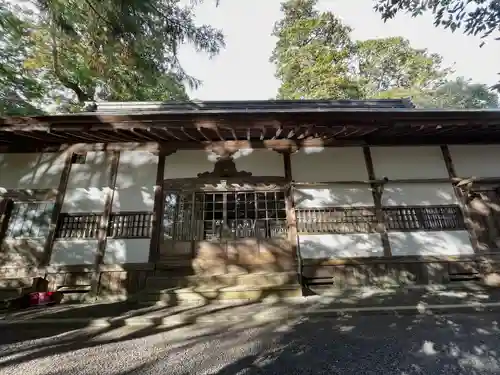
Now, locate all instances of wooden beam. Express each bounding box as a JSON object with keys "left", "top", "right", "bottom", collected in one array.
[
  {"left": 0, "top": 138, "right": 358, "bottom": 154},
  {"left": 41, "top": 151, "right": 73, "bottom": 266},
  {"left": 91, "top": 151, "right": 120, "bottom": 296},
  {"left": 363, "top": 146, "right": 392, "bottom": 257},
  {"left": 441, "top": 145, "right": 480, "bottom": 253},
  {"left": 148, "top": 152, "right": 166, "bottom": 263}
]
